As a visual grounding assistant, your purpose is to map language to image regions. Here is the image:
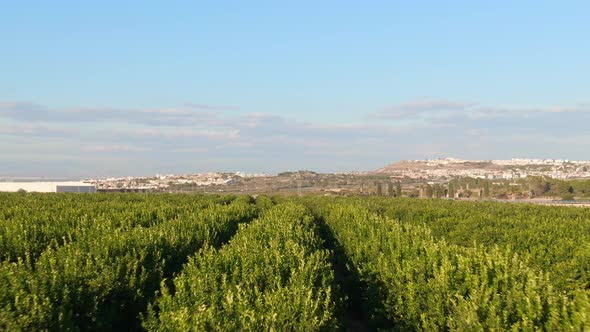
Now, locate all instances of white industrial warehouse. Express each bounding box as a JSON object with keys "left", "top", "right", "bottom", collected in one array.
[{"left": 0, "top": 182, "right": 96, "bottom": 193}]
